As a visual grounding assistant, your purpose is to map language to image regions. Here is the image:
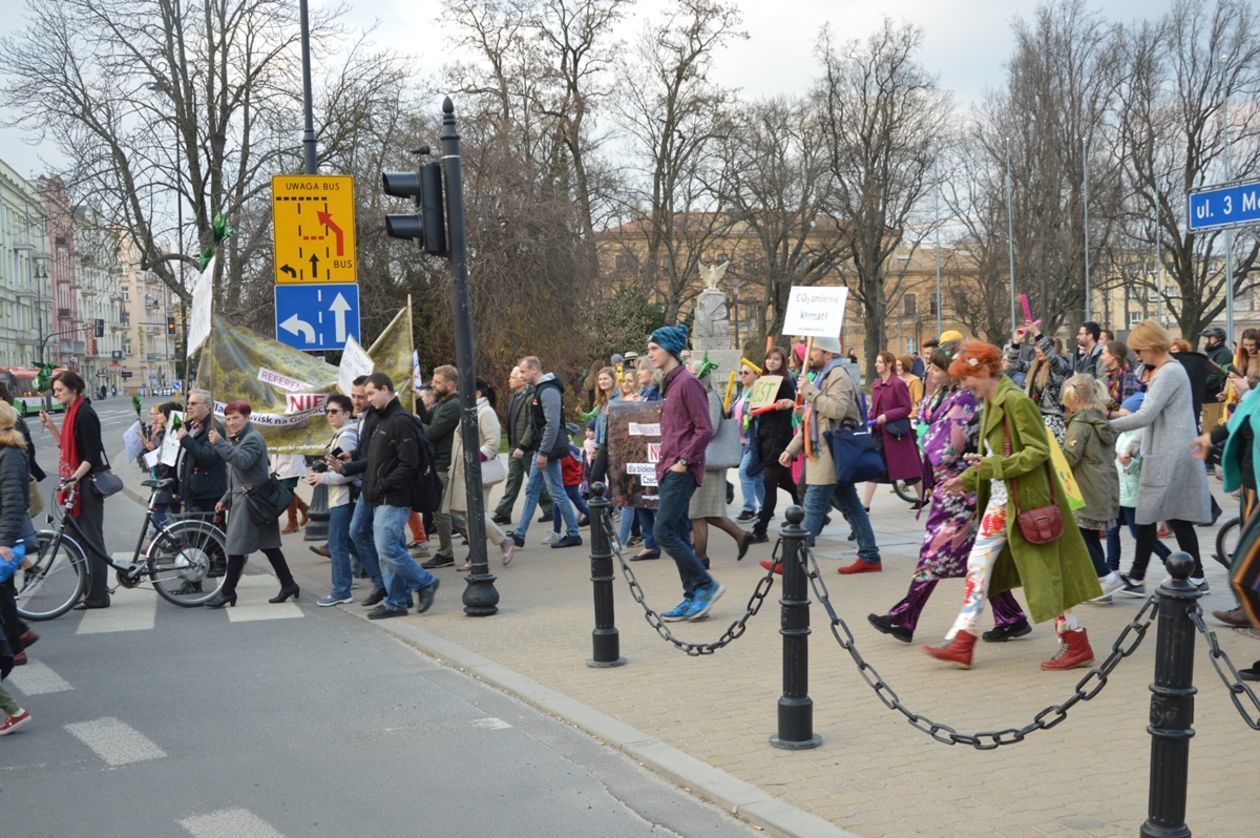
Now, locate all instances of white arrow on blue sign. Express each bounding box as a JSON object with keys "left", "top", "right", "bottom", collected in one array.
[
  {"left": 1187, "top": 180, "right": 1260, "bottom": 232},
  {"left": 274, "top": 283, "right": 361, "bottom": 351}
]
